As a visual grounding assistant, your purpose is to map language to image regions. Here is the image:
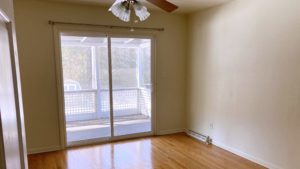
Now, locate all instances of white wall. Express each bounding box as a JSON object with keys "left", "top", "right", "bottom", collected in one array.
[
  {"left": 14, "top": 0, "right": 187, "bottom": 153},
  {"left": 187, "top": 1, "right": 300, "bottom": 169}
]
